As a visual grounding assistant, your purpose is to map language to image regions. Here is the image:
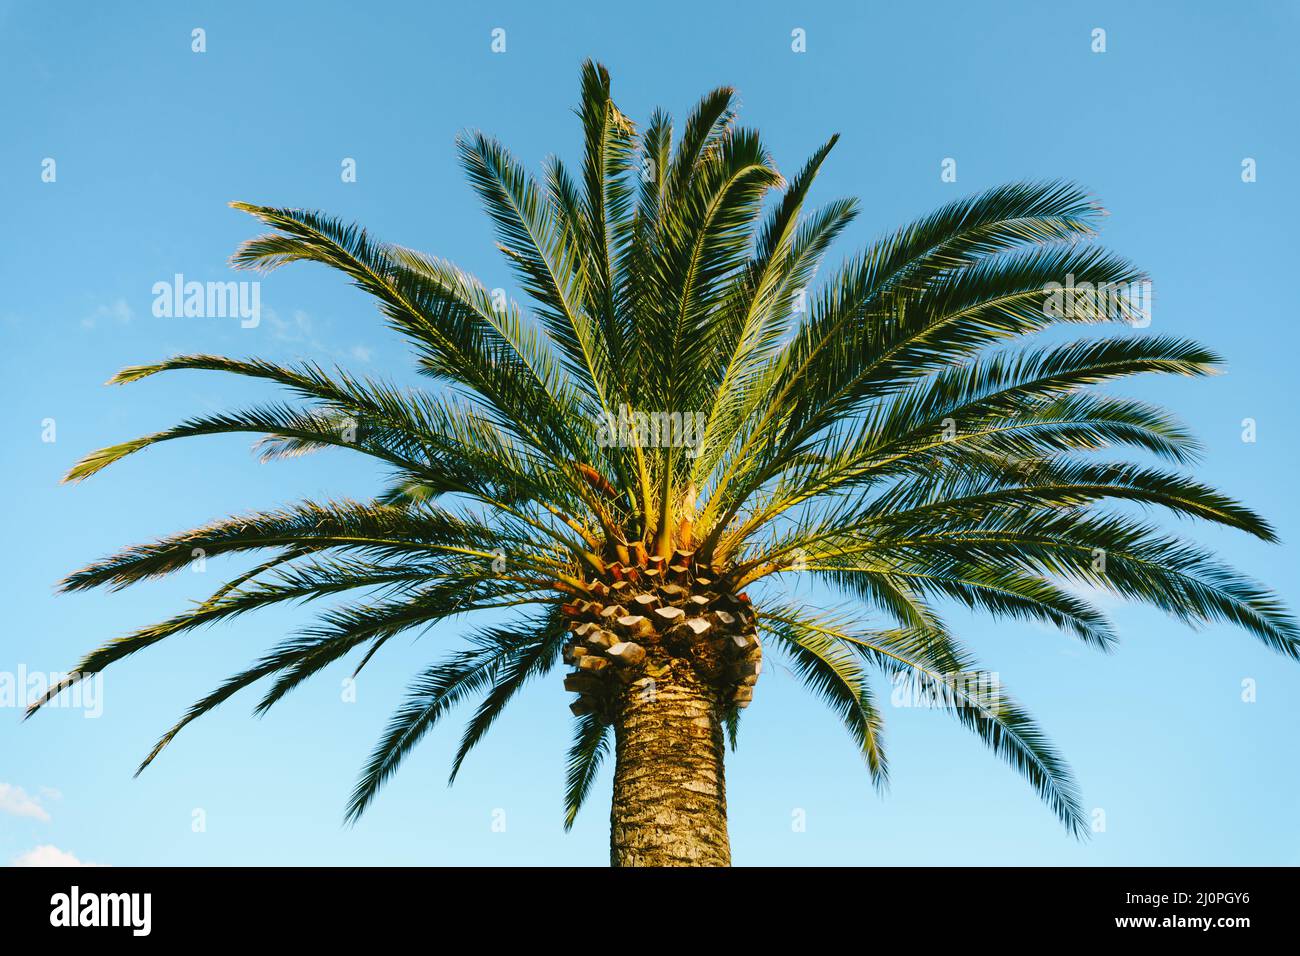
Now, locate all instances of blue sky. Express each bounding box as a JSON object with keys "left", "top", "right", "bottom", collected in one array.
[{"left": 2, "top": 0, "right": 1298, "bottom": 866}]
